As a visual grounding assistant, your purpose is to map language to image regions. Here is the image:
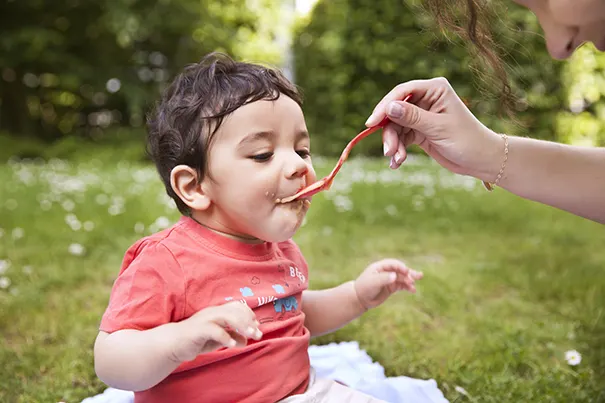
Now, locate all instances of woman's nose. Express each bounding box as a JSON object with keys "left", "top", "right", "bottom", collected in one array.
[{"left": 540, "top": 18, "right": 579, "bottom": 59}]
